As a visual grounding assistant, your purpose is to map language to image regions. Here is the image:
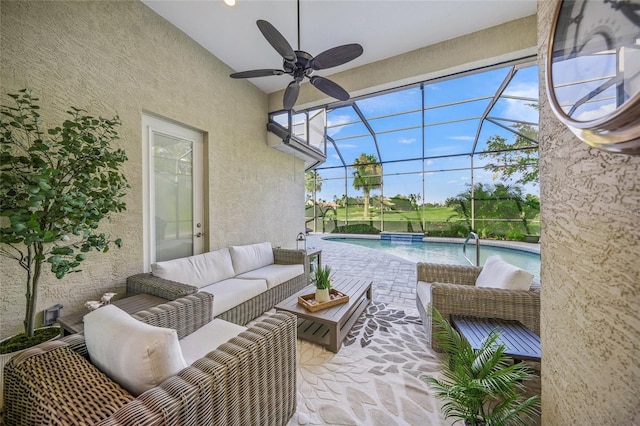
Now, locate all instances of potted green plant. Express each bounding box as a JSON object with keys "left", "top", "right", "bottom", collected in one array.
[
  {"left": 423, "top": 309, "right": 540, "bottom": 425},
  {"left": 0, "top": 89, "right": 128, "bottom": 353},
  {"left": 313, "top": 265, "right": 332, "bottom": 303}
]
